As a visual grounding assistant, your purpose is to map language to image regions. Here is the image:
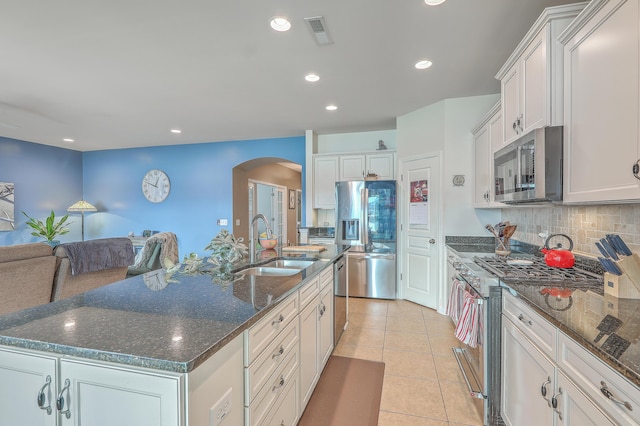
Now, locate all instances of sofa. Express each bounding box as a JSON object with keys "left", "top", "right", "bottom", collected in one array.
[
  {"left": 52, "top": 238, "right": 135, "bottom": 301},
  {"left": 0, "top": 242, "right": 57, "bottom": 315}
]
